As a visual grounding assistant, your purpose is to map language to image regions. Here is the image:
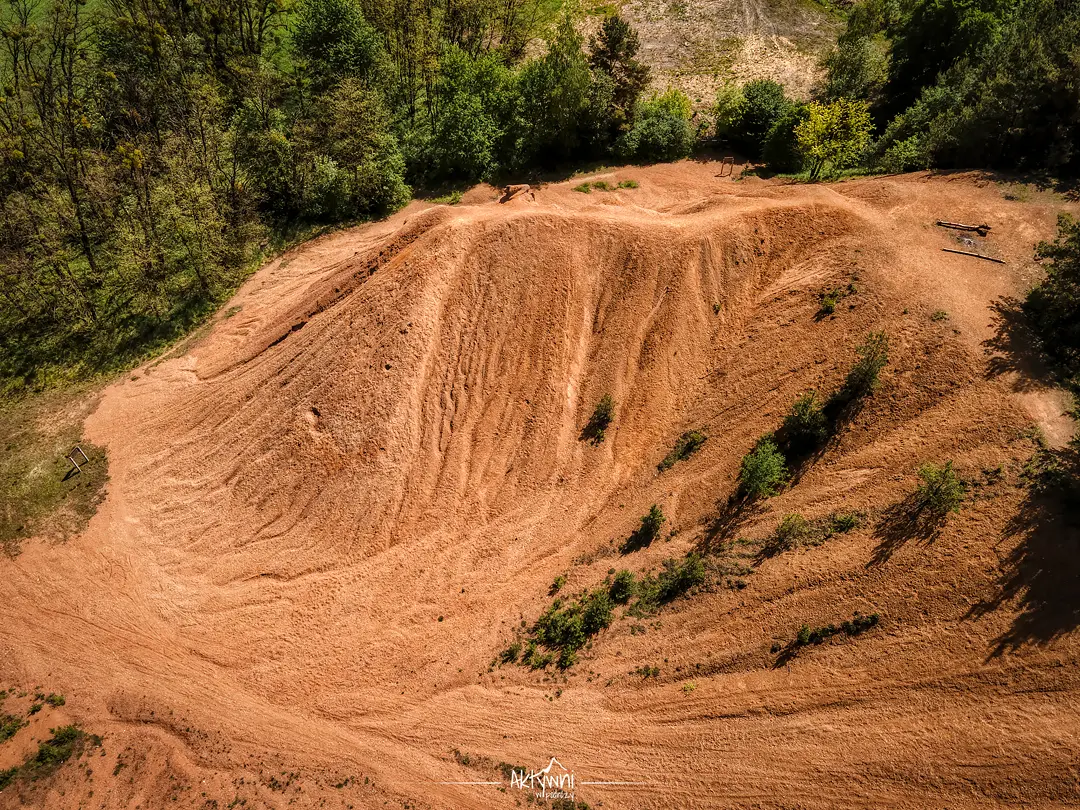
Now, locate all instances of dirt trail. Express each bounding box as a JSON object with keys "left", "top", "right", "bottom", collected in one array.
[{"left": 1, "top": 162, "right": 1078, "bottom": 809}]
